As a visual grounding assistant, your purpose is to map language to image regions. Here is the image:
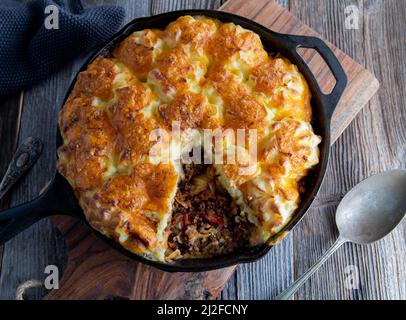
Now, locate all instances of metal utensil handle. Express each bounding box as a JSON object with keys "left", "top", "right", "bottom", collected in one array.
[
  {"left": 274, "top": 237, "right": 347, "bottom": 300},
  {"left": 0, "top": 137, "right": 43, "bottom": 200}
]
